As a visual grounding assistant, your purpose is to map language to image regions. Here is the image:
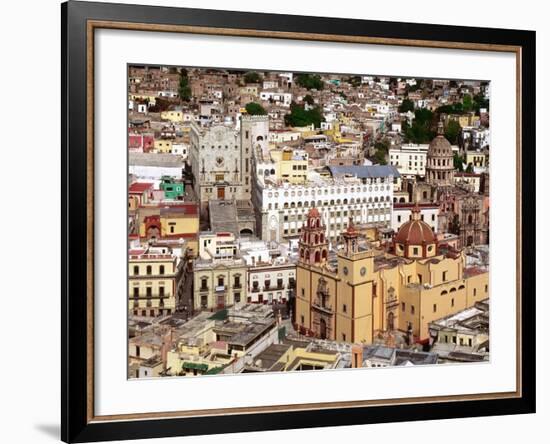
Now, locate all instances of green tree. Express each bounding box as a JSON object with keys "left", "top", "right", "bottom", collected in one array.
[
  {"left": 373, "top": 149, "right": 387, "bottom": 165},
  {"left": 399, "top": 98, "right": 415, "bottom": 113},
  {"left": 178, "top": 70, "right": 191, "bottom": 102},
  {"left": 403, "top": 108, "right": 435, "bottom": 143},
  {"left": 348, "top": 76, "right": 362, "bottom": 87},
  {"left": 374, "top": 139, "right": 390, "bottom": 153},
  {"left": 473, "top": 92, "right": 489, "bottom": 114},
  {"left": 303, "top": 94, "right": 315, "bottom": 106},
  {"left": 245, "top": 102, "right": 267, "bottom": 116},
  {"left": 284, "top": 102, "right": 324, "bottom": 128},
  {"left": 462, "top": 94, "right": 473, "bottom": 112},
  {"left": 465, "top": 163, "right": 474, "bottom": 173},
  {"left": 445, "top": 120, "right": 461, "bottom": 144},
  {"left": 453, "top": 152, "right": 465, "bottom": 172},
  {"left": 295, "top": 73, "right": 324, "bottom": 90},
  {"left": 243, "top": 71, "right": 262, "bottom": 84}
]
